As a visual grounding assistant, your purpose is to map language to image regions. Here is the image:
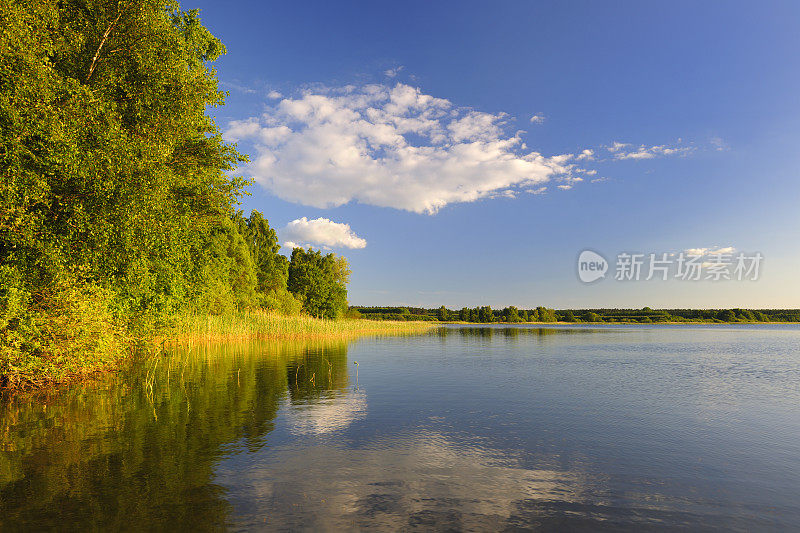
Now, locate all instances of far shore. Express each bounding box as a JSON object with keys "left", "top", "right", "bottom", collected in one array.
[{"left": 433, "top": 320, "right": 799, "bottom": 325}]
